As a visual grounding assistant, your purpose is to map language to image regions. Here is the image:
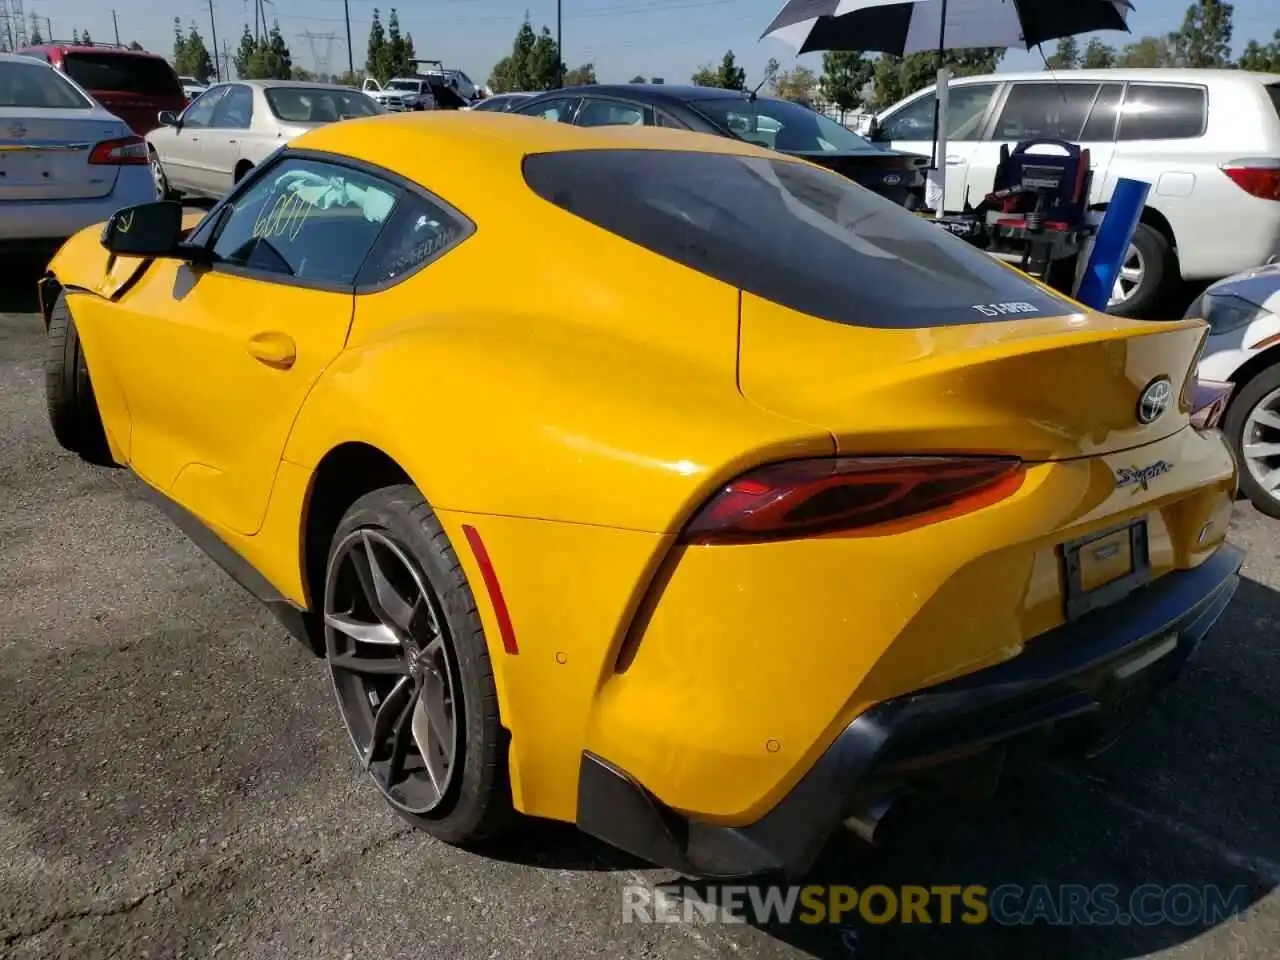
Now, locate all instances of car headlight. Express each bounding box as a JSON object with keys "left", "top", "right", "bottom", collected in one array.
[{"left": 1185, "top": 291, "right": 1275, "bottom": 336}]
